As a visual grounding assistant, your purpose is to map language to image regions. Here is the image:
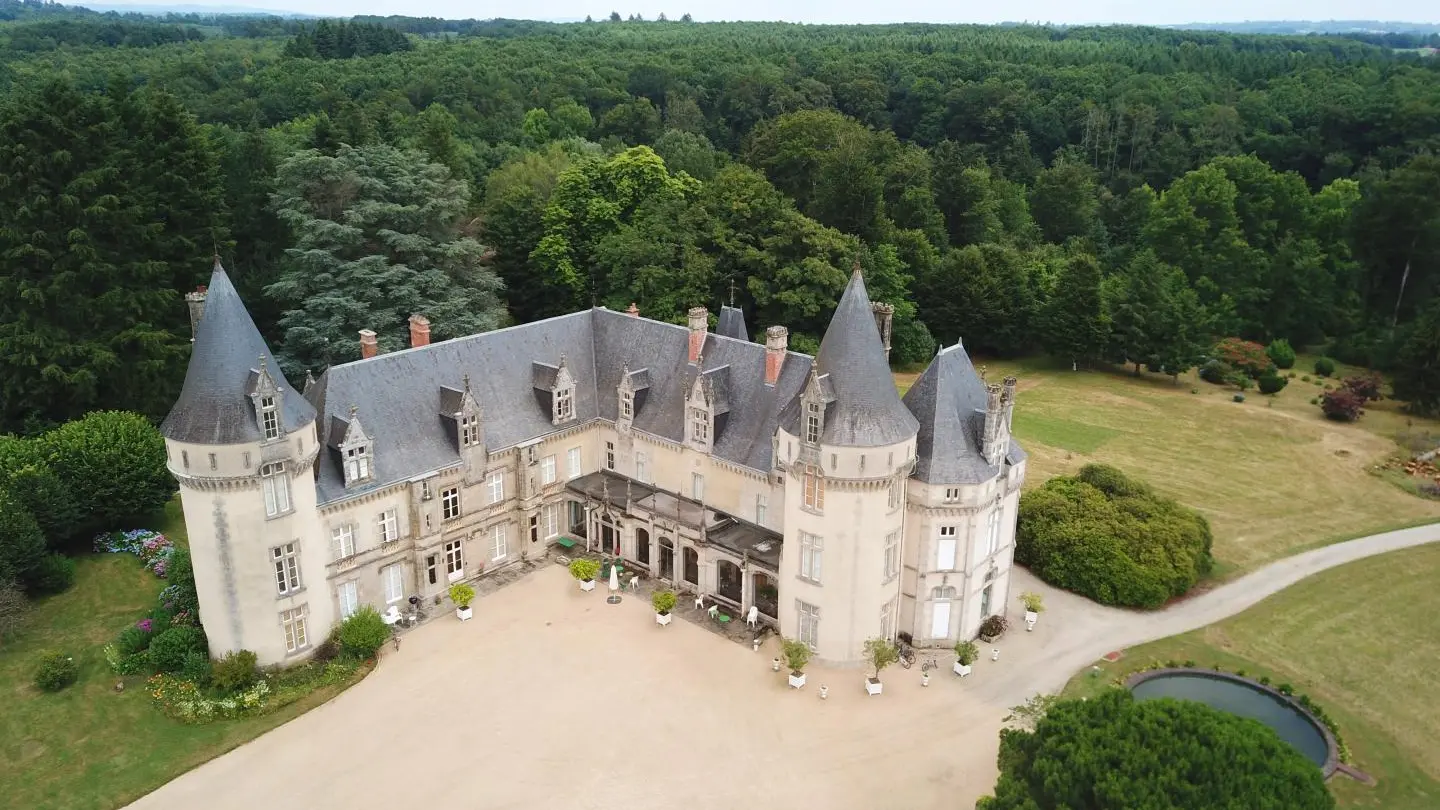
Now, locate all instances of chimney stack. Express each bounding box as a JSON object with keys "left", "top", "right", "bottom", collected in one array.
[
  {"left": 409, "top": 314, "right": 431, "bottom": 348},
  {"left": 871, "top": 301, "right": 894, "bottom": 362},
  {"left": 687, "top": 306, "right": 708, "bottom": 364},
  {"left": 764, "top": 326, "right": 788, "bottom": 386},
  {"left": 626, "top": 302, "right": 640, "bottom": 318},
  {"left": 359, "top": 329, "right": 378, "bottom": 360},
  {"left": 981, "top": 383, "right": 1004, "bottom": 465},
  {"left": 185, "top": 285, "right": 208, "bottom": 342}
]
